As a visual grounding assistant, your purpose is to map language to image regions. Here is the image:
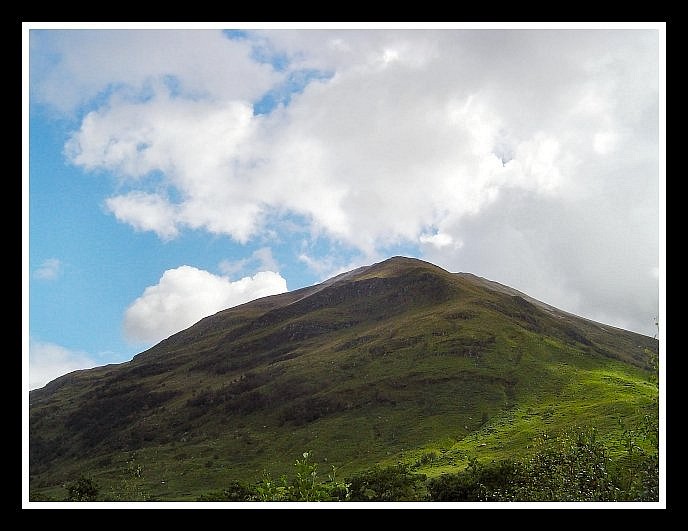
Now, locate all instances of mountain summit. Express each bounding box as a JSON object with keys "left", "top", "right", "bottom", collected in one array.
[{"left": 29, "top": 256, "right": 658, "bottom": 500}]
